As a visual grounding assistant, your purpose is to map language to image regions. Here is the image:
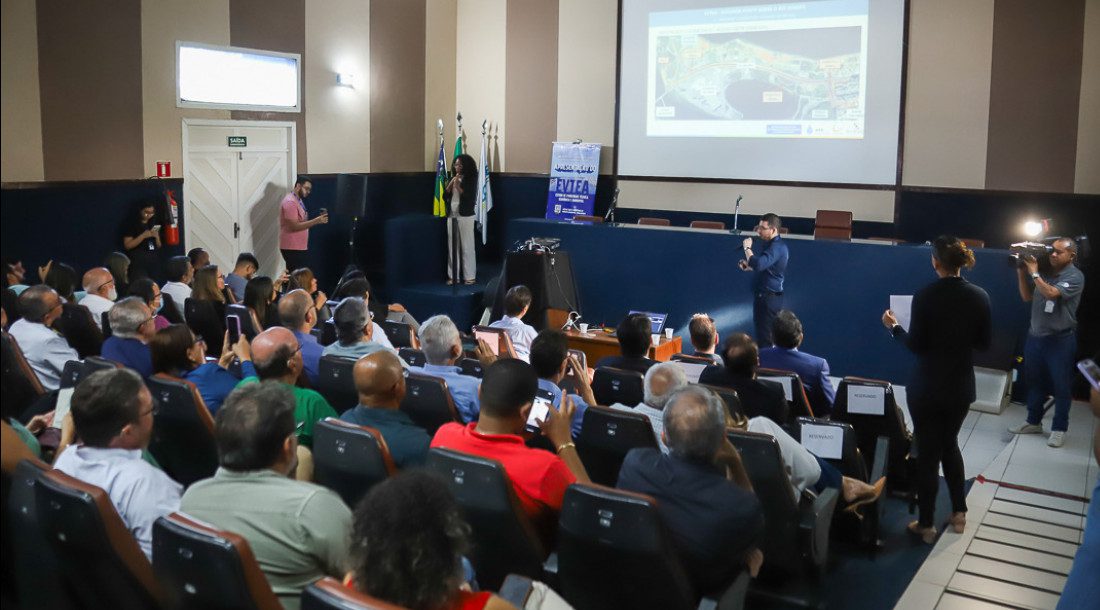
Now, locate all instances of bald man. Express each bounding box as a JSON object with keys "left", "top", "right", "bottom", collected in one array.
[
  {"left": 278, "top": 289, "right": 323, "bottom": 385},
  {"left": 79, "top": 267, "right": 117, "bottom": 330},
  {"left": 236, "top": 327, "right": 336, "bottom": 449},
  {"left": 339, "top": 351, "right": 429, "bottom": 468}
]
